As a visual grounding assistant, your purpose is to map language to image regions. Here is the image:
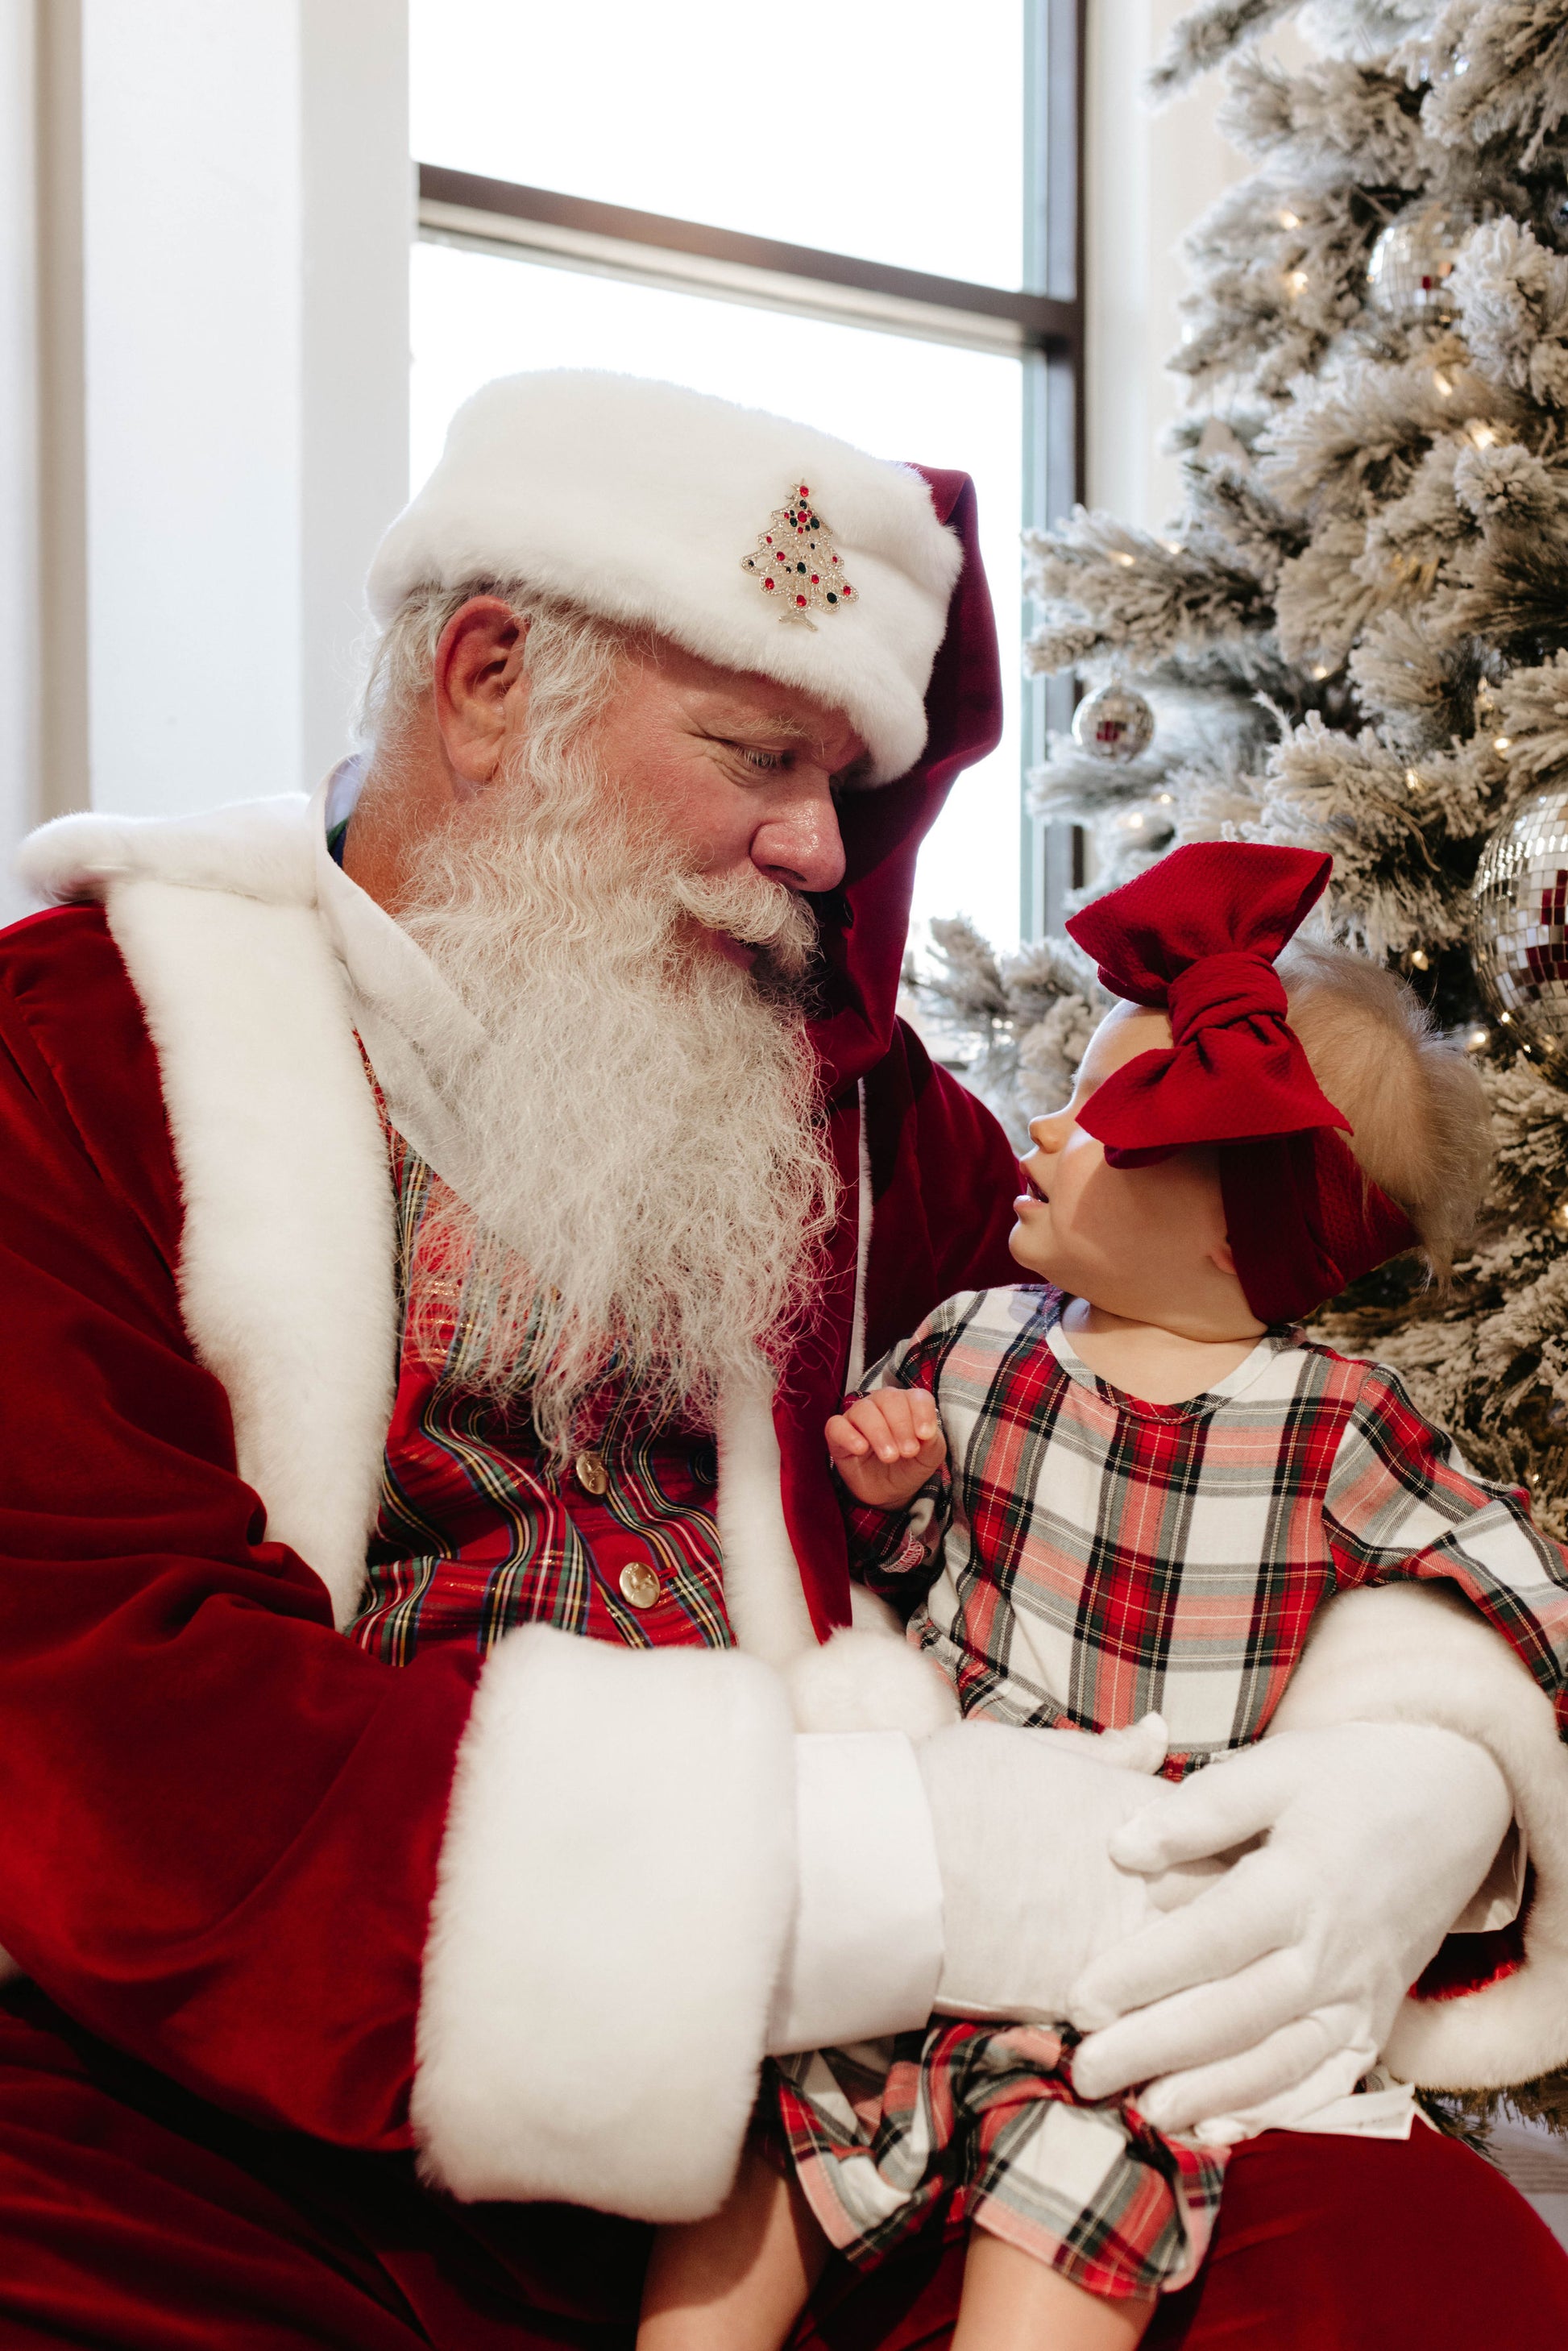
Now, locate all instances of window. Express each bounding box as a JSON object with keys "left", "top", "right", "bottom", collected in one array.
[{"left": 409, "top": 1, "right": 1082, "bottom": 950}]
